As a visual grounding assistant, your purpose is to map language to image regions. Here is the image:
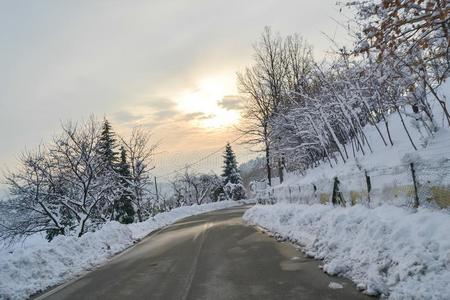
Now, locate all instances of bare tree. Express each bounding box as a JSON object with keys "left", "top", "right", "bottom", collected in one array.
[
  {"left": 1, "top": 117, "right": 118, "bottom": 240},
  {"left": 1, "top": 148, "right": 65, "bottom": 242},
  {"left": 121, "top": 127, "right": 157, "bottom": 222},
  {"left": 238, "top": 27, "right": 290, "bottom": 186},
  {"left": 350, "top": 0, "right": 450, "bottom": 125},
  {"left": 52, "top": 118, "right": 118, "bottom": 237},
  {"left": 170, "top": 169, "right": 222, "bottom": 206}
]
